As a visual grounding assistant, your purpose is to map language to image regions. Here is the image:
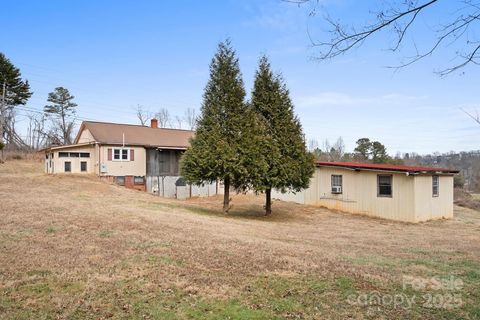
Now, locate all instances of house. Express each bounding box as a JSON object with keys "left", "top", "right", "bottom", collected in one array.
[
  {"left": 272, "top": 161, "right": 459, "bottom": 223},
  {"left": 44, "top": 119, "right": 218, "bottom": 198}
]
